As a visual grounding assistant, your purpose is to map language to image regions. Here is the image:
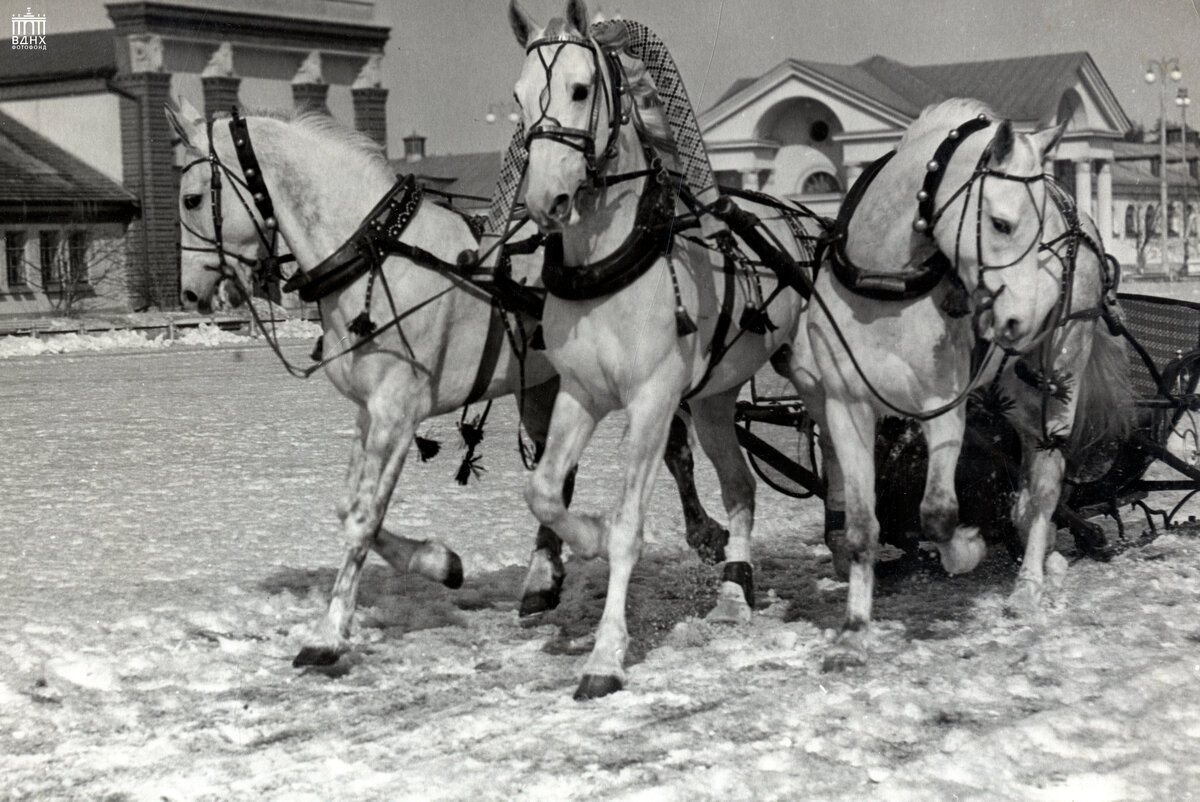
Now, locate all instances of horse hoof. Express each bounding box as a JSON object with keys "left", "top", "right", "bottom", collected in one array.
[
  {"left": 706, "top": 581, "right": 752, "bottom": 624},
  {"left": 686, "top": 517, "right": 729, "bottom": 565},
  {"left": 939, "top": 526, "right": 985, "bottom": 575},
  {"left": 292, "top": 646, "right": 342, "bottom": 668},
  {"left": 574, "top": 674, "right": 623, "bottom": 700},
  {"left": 821, "top": 645, "right": 867, "bottom": 673},
  {"left": 1006, "top": 580, "right": 1042, "bottom": 615},
  {"left": 443, "top": 551, "right": 464, "bottom": 589},
  {"left": 518, "top": 588, "right": 561, "bottom": 620}
]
